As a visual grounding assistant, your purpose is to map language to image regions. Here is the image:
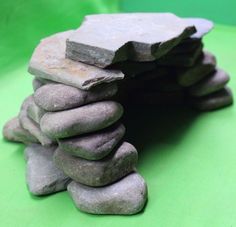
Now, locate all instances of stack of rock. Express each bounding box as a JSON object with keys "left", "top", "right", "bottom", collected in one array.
[{"left": 2, "top": 13, "right": 233, "bottom": 215}]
